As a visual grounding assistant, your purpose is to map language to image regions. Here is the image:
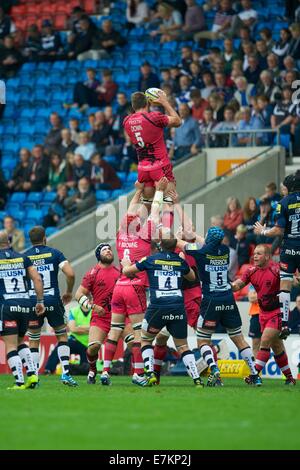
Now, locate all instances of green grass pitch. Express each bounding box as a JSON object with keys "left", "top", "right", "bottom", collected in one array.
[{"left": 0, "top": 375, "right": 299, "bottom": 450}]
